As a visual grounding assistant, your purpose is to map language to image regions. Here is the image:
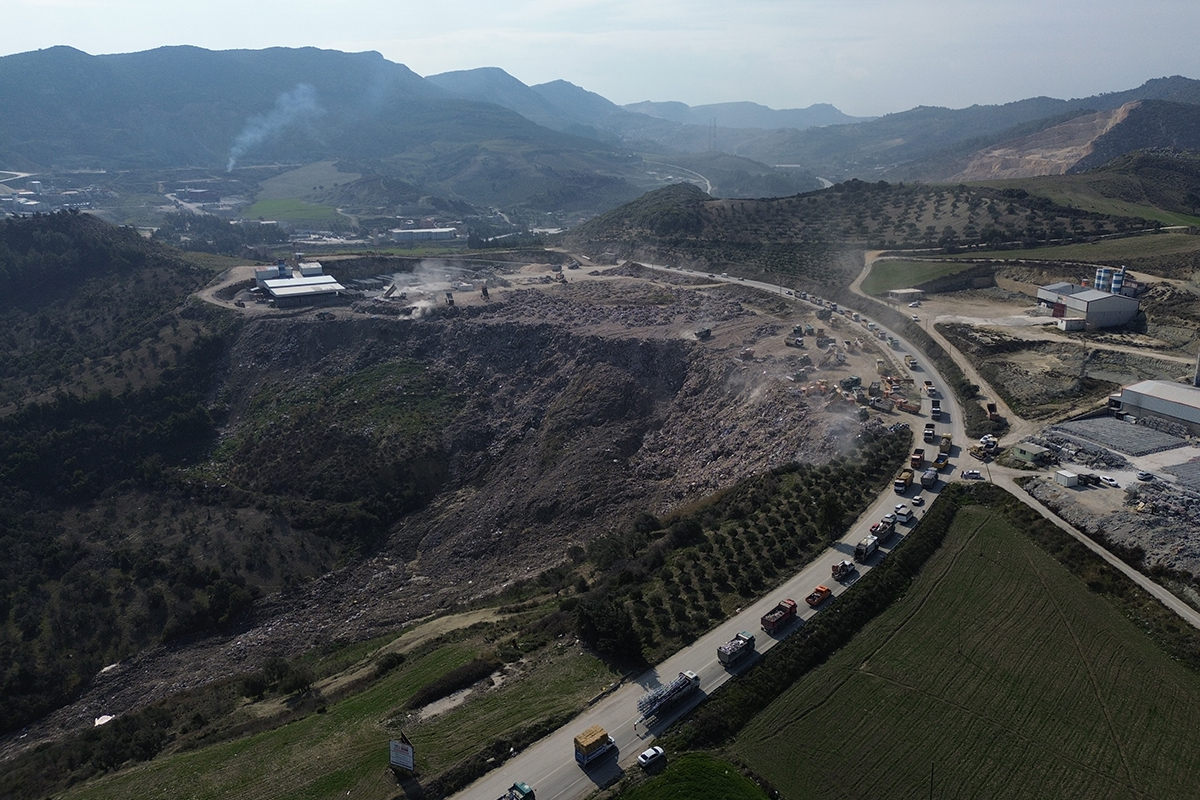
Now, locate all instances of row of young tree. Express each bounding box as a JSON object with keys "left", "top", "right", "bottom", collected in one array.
[{"left": 570, "top": 424, "right": 913, "bottom": 665}]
